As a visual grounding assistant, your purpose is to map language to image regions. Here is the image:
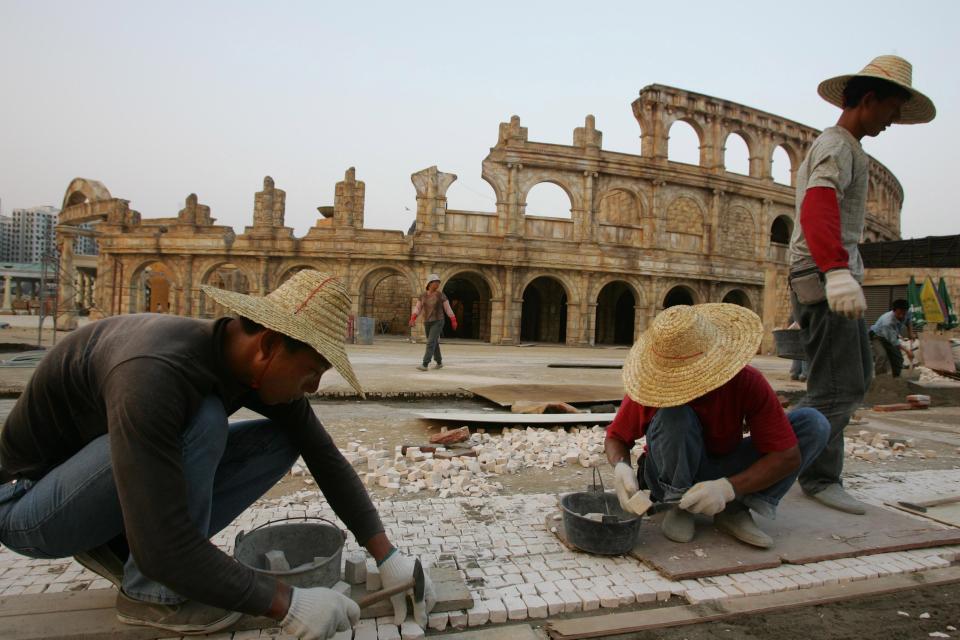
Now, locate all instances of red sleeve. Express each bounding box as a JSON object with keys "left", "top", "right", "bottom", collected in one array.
[
  {"left": 800, "top": 186, "right": 848, "bottom": 272},
  {"left": 606, "top": 395, "right": 657, "bottom": 445},
  {"left": 739, "top": 368, "right": 798, "bottom": 453}
]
